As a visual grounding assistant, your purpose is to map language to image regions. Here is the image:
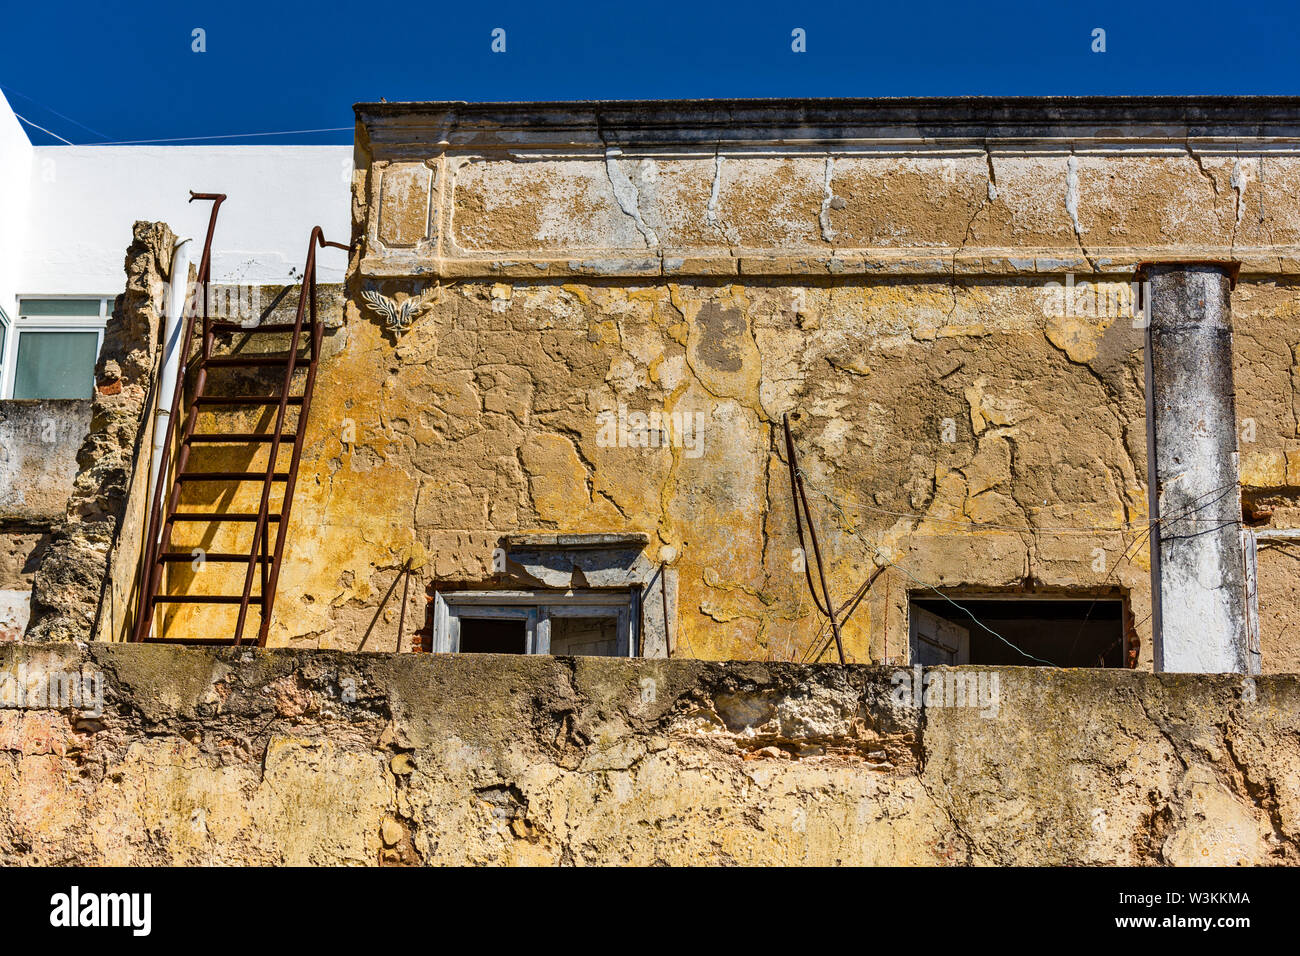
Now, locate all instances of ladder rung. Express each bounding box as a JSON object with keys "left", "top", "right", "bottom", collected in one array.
[
  {"left": 151, "top": 595, "right": 265, "bottom": 604},
  {"left": 169, "top": 512, "right": 282, "bottom": 522},
  {"left": 211, "top": 321, "right": 306, "bottom": 334},
  {"left": 177, "top": 471, "right": 289, "bottom": 482},
  {"left": 193, "top": 395, "right": 303, "bottom": 406},
  {"left": 205, "top": 353, "right": 301, "bottom": 368},
  {"left": 187, "top": 433, "right": 298, "bottom": 443},
  {"left": 158, "top": 552, "right": 271, "bottom": 563}
]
